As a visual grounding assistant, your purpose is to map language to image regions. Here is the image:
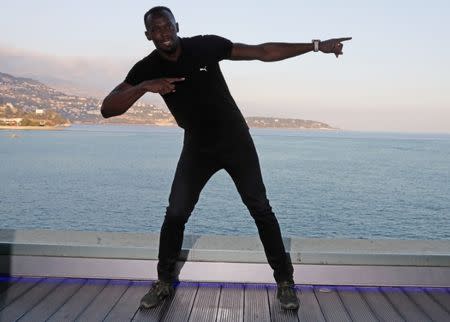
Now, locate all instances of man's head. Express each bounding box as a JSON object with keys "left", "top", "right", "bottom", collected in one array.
[{"left": 144, "top": 6, "right": 179, "bottom": 55}]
